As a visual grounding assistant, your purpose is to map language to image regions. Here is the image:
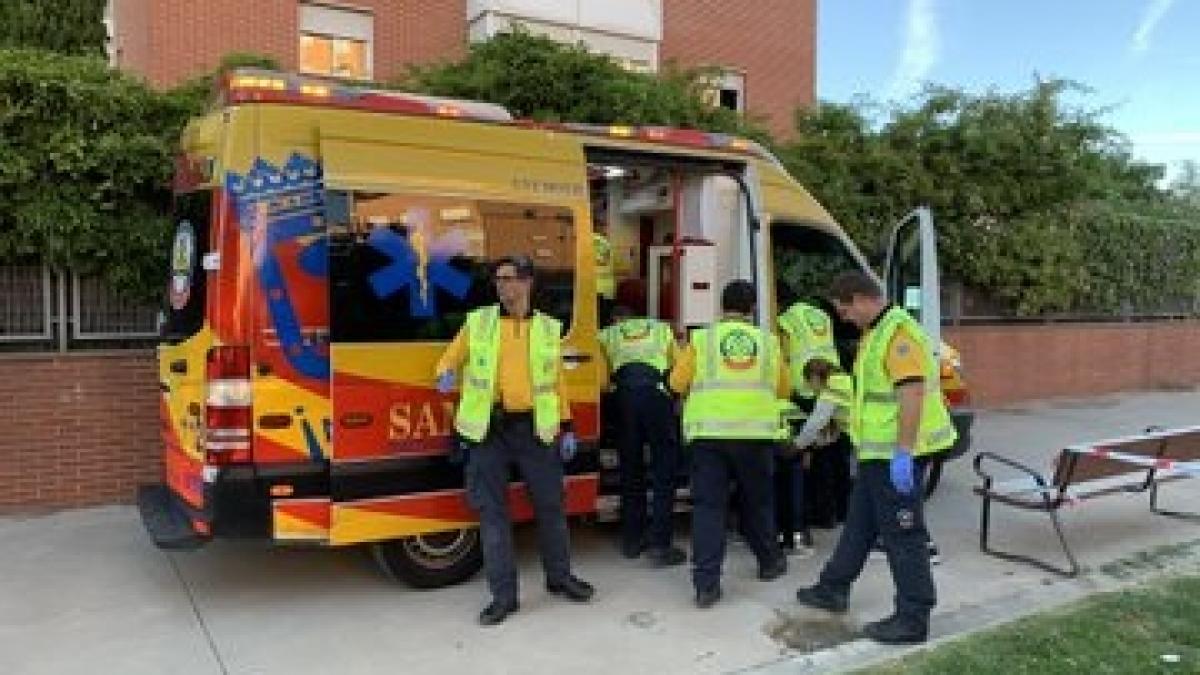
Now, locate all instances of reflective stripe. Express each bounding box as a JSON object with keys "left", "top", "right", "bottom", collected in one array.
[
  {"left": 862, "top": 391, "right": 897, "bottom": 403},
  {"left": 690, "top": 381, "right": 773, "bottom": 393},
  {"left": 858, "top": 441, "right": 895, "bottom": 454},
  {"left": 533, "top": 384, "right": 556, "bottom": 395},
  {"left": 466, "top": 376, "right": 491, "bottom": 390},
  {"left": 925, "top": 425, "right": 956, "bottom": 445},
  {"left": 689, "top": 419, "right": 781, "bottom": 434}
]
